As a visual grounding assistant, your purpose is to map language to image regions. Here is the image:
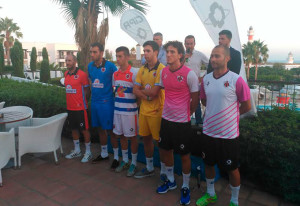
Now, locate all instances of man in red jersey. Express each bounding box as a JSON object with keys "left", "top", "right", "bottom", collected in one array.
[{"left": 64, "top": 54, "right": 92, "bottom": 163}]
